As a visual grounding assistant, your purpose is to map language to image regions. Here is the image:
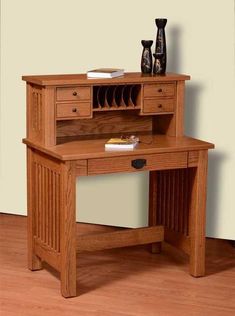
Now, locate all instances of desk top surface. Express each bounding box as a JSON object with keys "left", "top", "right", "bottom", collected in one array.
[
  {"left": 22, "top": 72, "right": 190, "bottom": 86},
  {"left": 23, "top": 134, "right": 214, "bottom": 161}
]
